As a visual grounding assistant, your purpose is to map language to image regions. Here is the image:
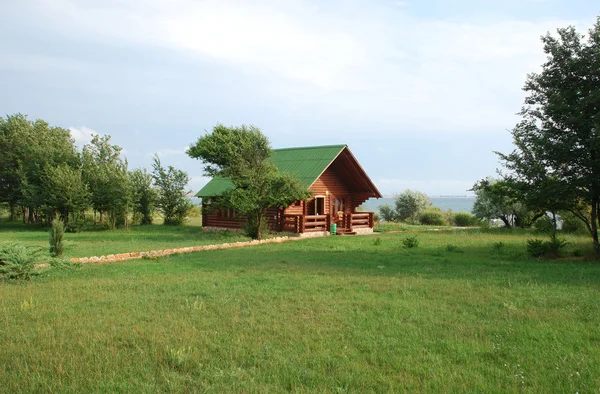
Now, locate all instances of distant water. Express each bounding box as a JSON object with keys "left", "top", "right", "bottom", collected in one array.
[{"left": 361, "top": 197, "right": 475, "bottom": 213}]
